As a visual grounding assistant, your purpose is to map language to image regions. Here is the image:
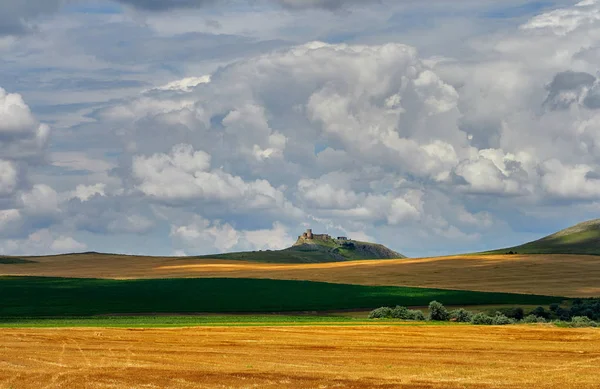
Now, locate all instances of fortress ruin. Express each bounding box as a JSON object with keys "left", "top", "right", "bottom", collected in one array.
[{"left": 297, "top": 229, "right": 349, "bottom": 243}]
